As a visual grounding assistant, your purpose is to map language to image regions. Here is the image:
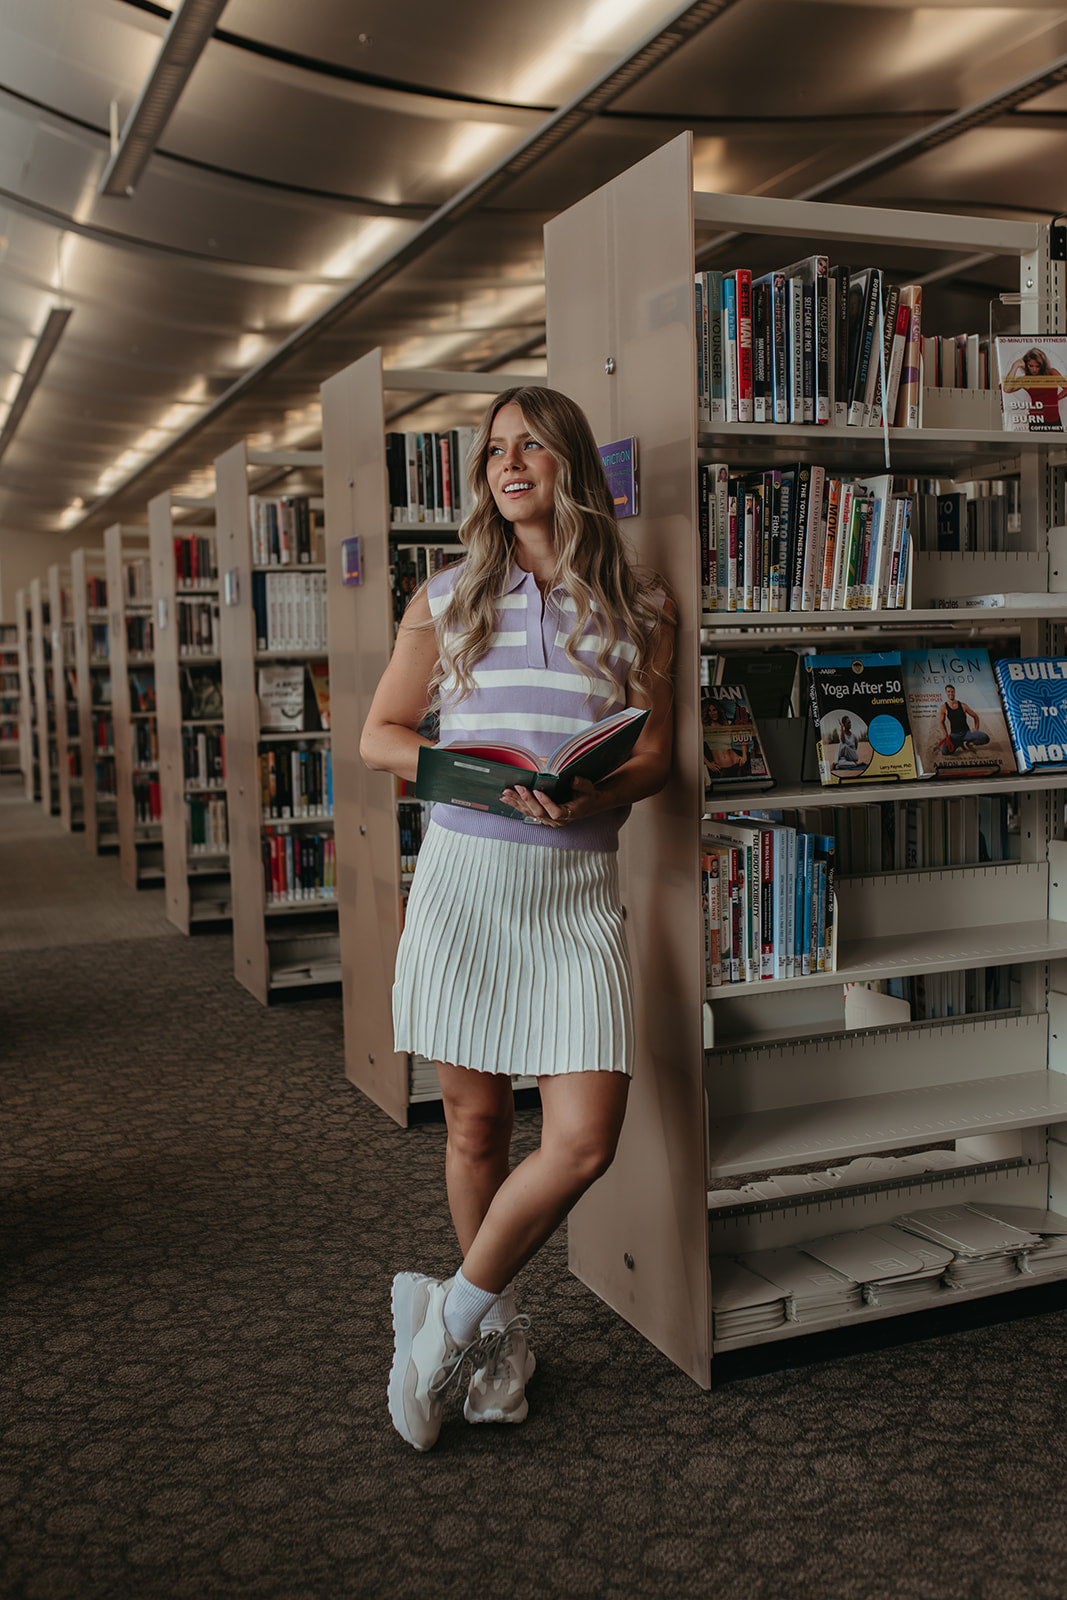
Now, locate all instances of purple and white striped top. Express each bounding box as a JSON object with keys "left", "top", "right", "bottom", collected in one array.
[{"left": 426, "top": 560, "right": 643, "bottom": 852}]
